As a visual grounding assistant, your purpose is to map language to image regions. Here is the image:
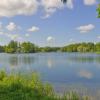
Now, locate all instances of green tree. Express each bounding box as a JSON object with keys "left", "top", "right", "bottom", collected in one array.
[
  {"left": 39, "top": 47, "right": 60, "bottom": 52},
  {"left": 95, "top": 42, "right": 100, "bottom": 52},
  {"left": 5, "top": 41, "right": 18, "bottom": 53},
  {"left": 21, "top": 42, "right": 37, "bottom": 53},
  {"left": 97, "top": 4, "right": 100, "bottom": 18}
]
